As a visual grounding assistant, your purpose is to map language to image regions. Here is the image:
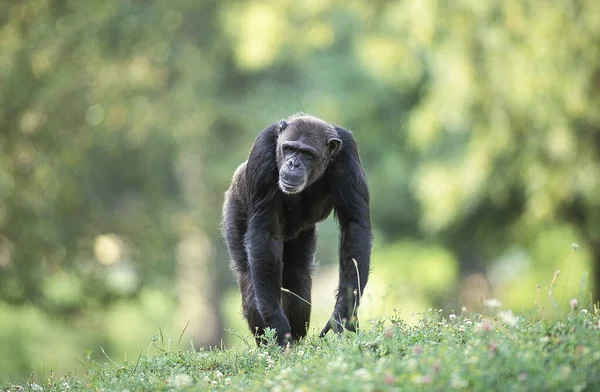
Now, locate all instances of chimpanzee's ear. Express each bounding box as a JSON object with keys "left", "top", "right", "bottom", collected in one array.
[
  {"left": 278, "top": 120, "right": 288, "bottom": 133},
  {"left": 328, "top": 138, "right": 342, "bottom": 156}
]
